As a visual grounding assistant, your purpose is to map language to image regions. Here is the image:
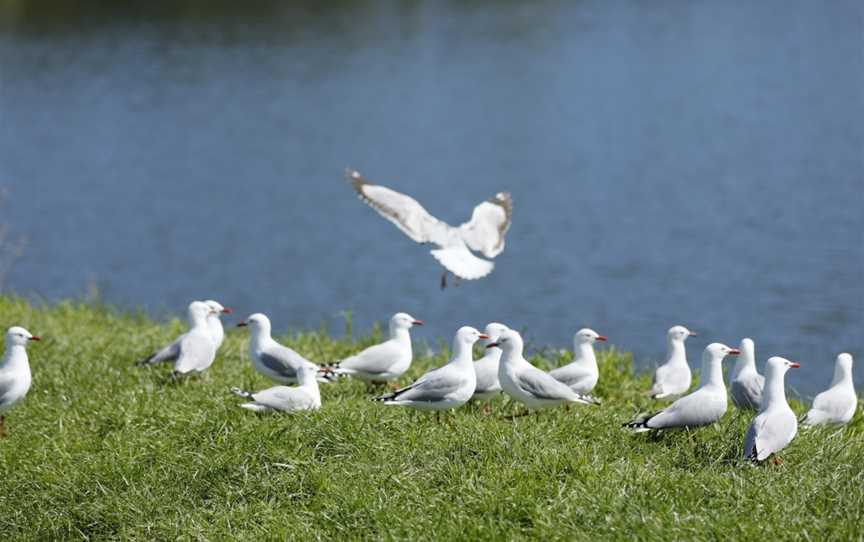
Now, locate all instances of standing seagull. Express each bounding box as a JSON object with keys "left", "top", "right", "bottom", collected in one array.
[
  {"left": 346, "top": 168, "right": 512, "bottom": 288},
  {"left": 743, "top": 357, "right": 800, "bottom": 463},
  {"left": 231, "top": 364, "right": 321, "bottom": 413},
  {"left": 801, "top": 353, "right": 857, "bottom": 427},
  {"left": 730, "top": 338, "right": 765, "bottom": 410},
  {"left": 203, "top": 300, "right": 232, "bottom": 350},
  {"left": 649, "top": 325, "right": 697, "bottom": 399},
  {"left": 624, "top": 343, "right": 739, "bottom": 432},
  {"left": 492, "top": 329, "right": 599, "bottom": 415},
  {"left": 236, "top": 313, "right": 324, "bottom": 384},
  {"left": 374, "top": 326, "right": 486, "bottom": 416},
  {"left": 549, "top": 328, "right": 607, "bottom": 401},
  {"left": 137, "top": 301, "right": 219, "bottom": 376},
  {"left": 326, "top": 312, "right": 422, "bottom": 384},
  {"left": 472, "top": 323, "right": 509, "bottom": 401},
  {"left": 0, "top": 326, "right": 40, "bottom": 437}
]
